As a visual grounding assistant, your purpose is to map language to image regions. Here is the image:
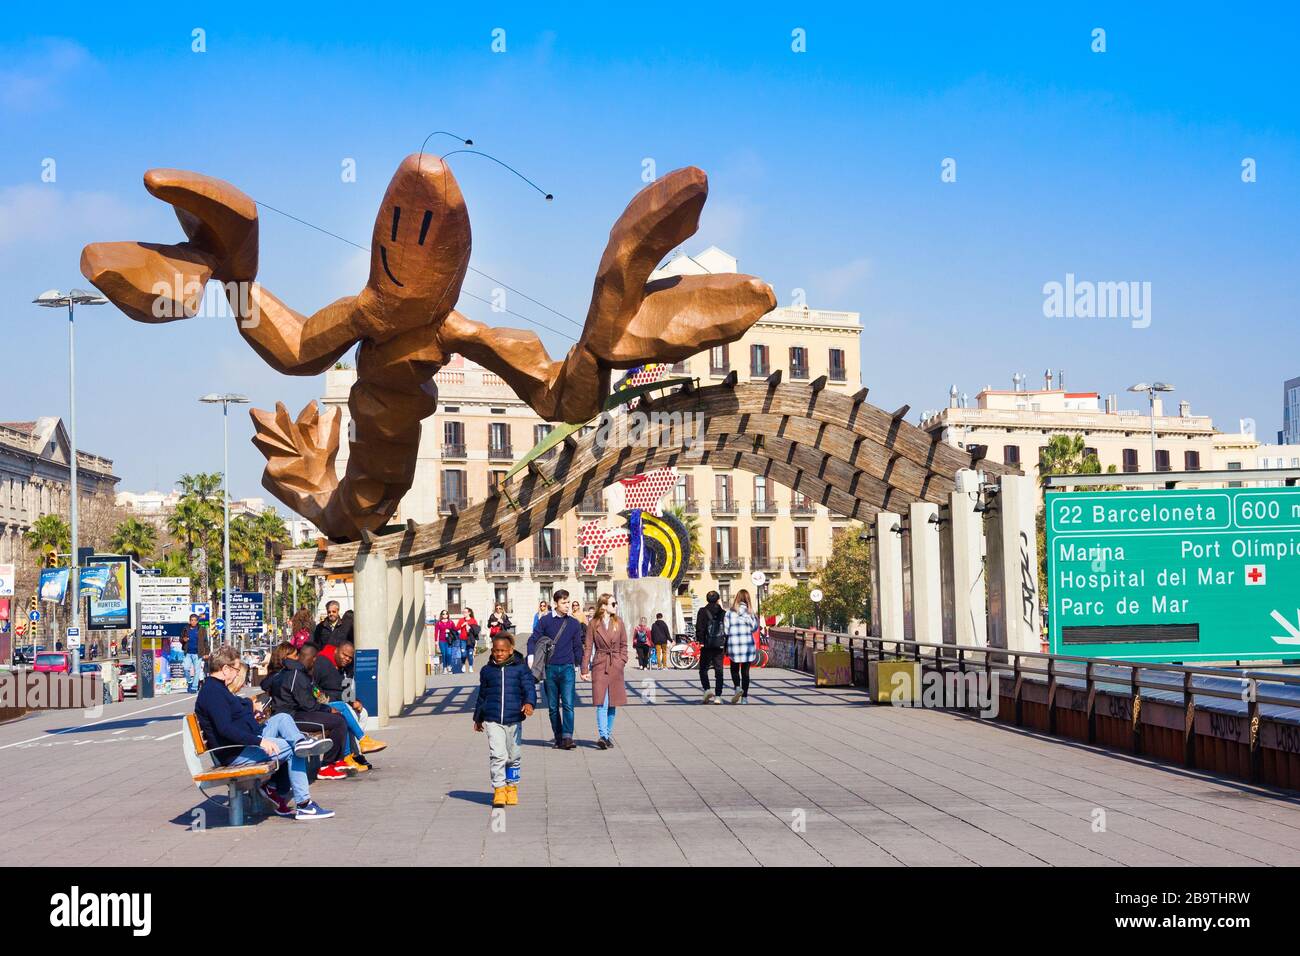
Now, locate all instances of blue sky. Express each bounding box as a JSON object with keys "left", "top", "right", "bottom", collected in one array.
[{"left": 2, "top": 3, "right": 1297, "bottom": 500}]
